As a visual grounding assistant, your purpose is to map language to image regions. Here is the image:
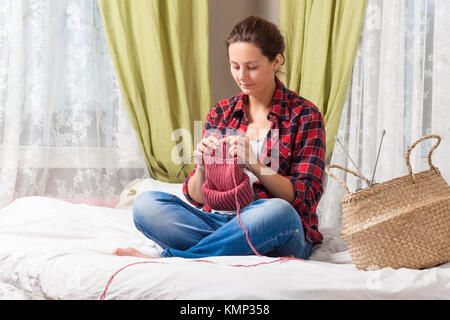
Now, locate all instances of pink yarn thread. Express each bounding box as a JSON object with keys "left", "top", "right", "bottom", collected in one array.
[
  {"left": 99, "top": 136, "right": 307, "bottom": 300},
  {"left": 201, "top": 137, "right": 261, "bottom": 256},
  {"left": 100, "top": 257, "right": 306, "bottom": 299}
]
